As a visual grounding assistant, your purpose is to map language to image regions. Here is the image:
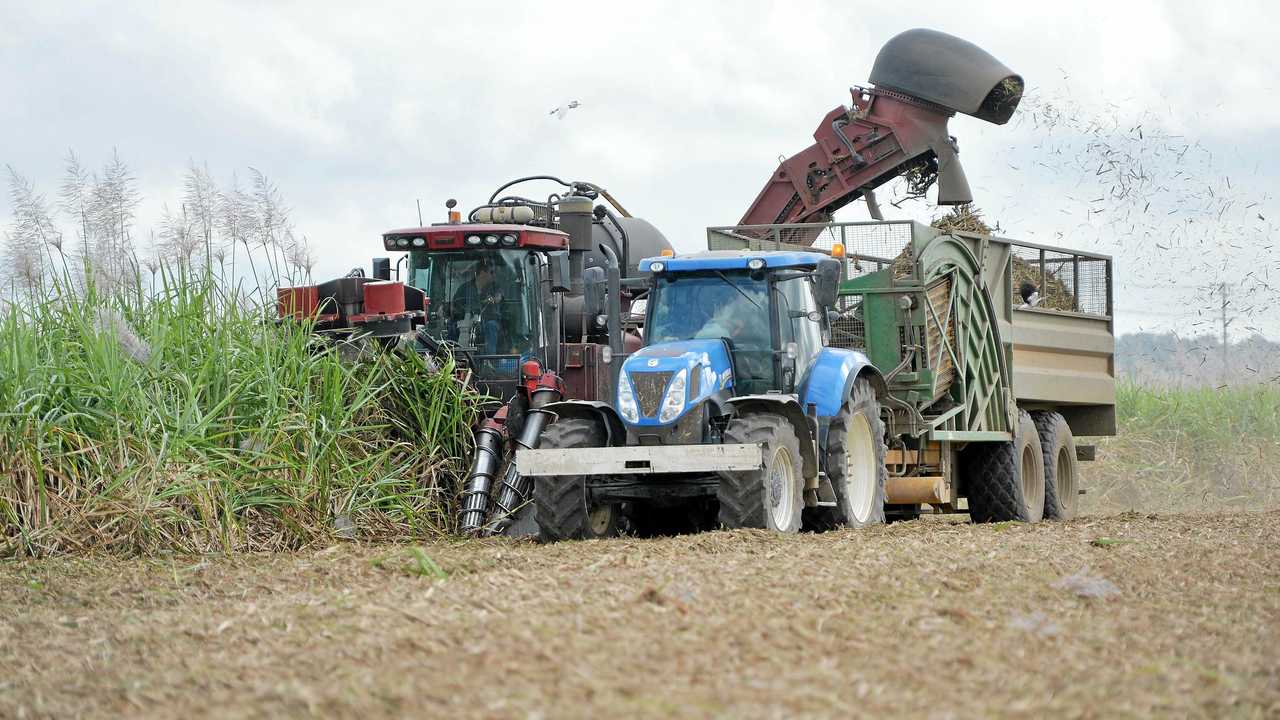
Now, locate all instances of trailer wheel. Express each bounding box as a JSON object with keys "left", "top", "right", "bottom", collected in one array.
[
  {"left": 718, "top": 413, "right": 804, "bottom": 533},
  {"left": 809, "top": 377, "right": 886, "bottom": 529},
  {"left": 1032, "top": 411, "right": 1079, "bottom": 520},
  {"left": 533, "top": 418, "right": 620, "bottom": 542},
  {"left": 962, "top": 410, "right": 1045, "bottom": 523}
]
